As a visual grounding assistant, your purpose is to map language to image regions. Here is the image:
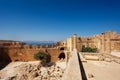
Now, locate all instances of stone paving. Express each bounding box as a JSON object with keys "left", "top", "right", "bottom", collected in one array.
[
  {"left": 83, "top": 61, "right": 120, "bottom": 80},
  {"left": 62, "top": 50, "right": 82, "bottom": 80}
]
